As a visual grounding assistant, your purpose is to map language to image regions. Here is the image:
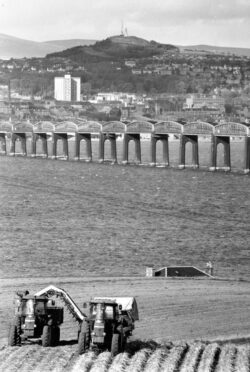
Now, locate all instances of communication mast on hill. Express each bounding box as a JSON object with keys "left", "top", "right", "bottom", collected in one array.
[
  {"left": 120, "top": 21, "right": 128, "bottom": 36},
  {"left": 121, "top": 20, "right": 124, "bottom": 36}
]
